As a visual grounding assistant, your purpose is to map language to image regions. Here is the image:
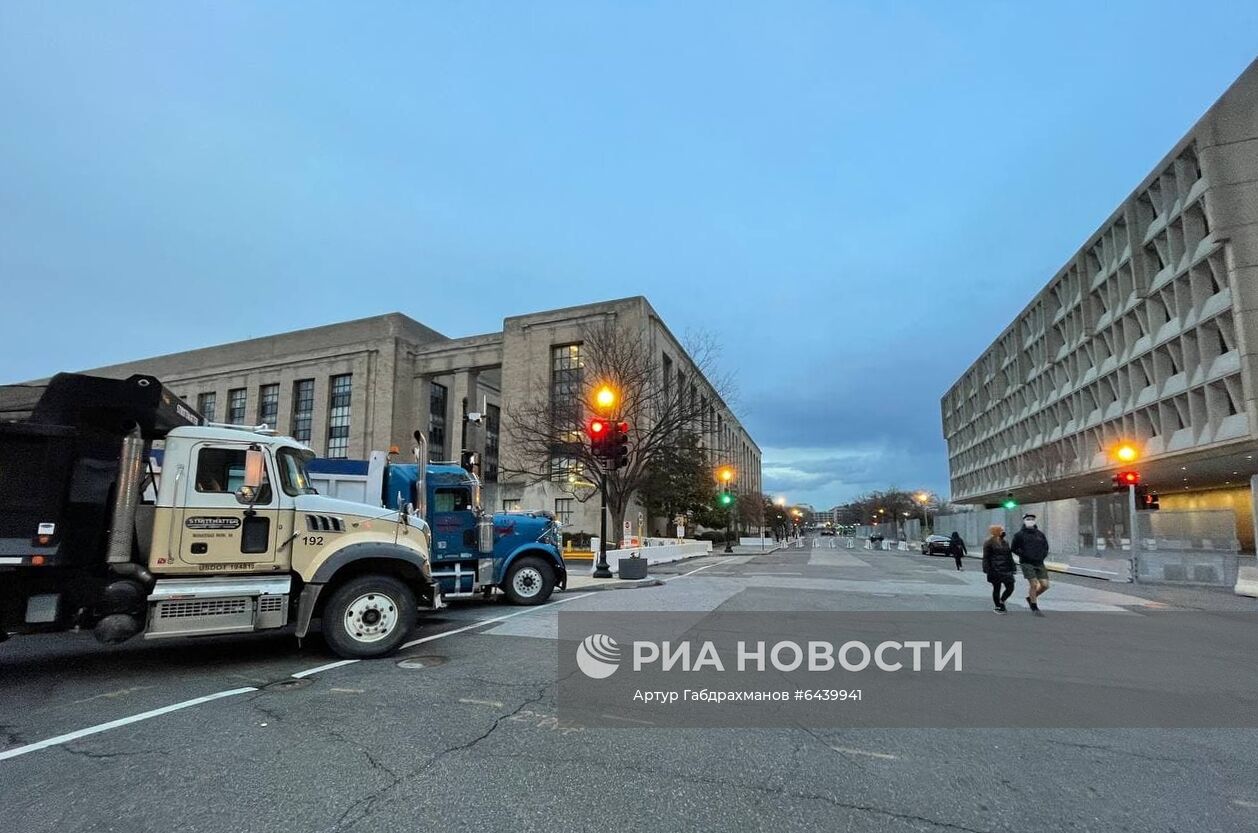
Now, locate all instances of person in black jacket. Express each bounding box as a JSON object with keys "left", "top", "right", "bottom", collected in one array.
[
  {"left": 982, "top": 524, "right": 1016, "bottom": 613},
  {"left": 948, "top": 531, "right": 967, "bottom": 570},
  {"left": 1010, "top": 513, "right": 1050, "bottom": 614}
]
